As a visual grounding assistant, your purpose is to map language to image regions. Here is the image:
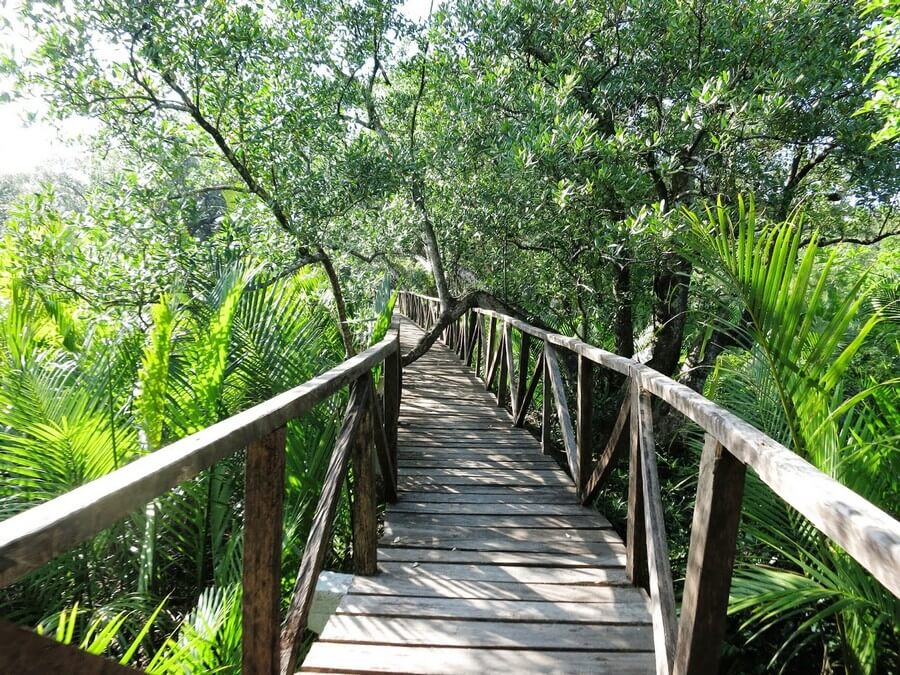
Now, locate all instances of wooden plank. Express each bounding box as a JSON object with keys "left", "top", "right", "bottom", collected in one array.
[
  {"left": 636, "top": 388, "right": 677, "bottom": 675},
  {"left": 395, "top": 483, "right": 577, "bottom": 495},
  {"left": 377, "top": 547, "right": 625, "bottom": 567},
  {"left": 399, "top": 474, "right": 571, "bottom": 488},
  {"left": 544, "top": 342, "right": 578, "bottom": 481},
  {"left": 334, "top": 595, "right": 651, "bottom": 624},
  {"left": 496, "top": 324, "right": 509, "bottom": 408},
  {"left": 514, "top": 332, "right": 531, "bottom": 422},
  {"left": 386, "top": 514, "right": 609, "bottom": 529},
  {"left": 379, "top": 535, "right": 623, "bottom": 555},
  {"left": 626, "top": 381, "right": 649, "bottom": 591},
  {"left": 503, "top": 321, "right": 517, "bottom": 417},
  {"left": 383, "top": 327, "right": 401, "bottom": 476},
  {"left": 377, "top": 561, "right": 629, "bottom": 585},
  {"left": 301, "top": 643, "right": 655, "bottom": 674},
  {"left": 392, "top": 491, "right": 581, "bottom": 505},
  {"left": 514, "top": 349, "right": 543, "bottom": 427},
  {"left": 400, "top": 467, "right": 566, "bottom": 478},
  {"left": 542, "top": 346, "right": 552, "bottom": 455},
  {"left": 399, "top": 459, "right": 554, "bottom": 471},
  {"left": 485, "top": 316, "right": 499, "bottom": 389},
  {"left": 242, "top": 427, "right": 287, "bottom": 675},
  {"left": 0, "top": 620, "right": 142, "bottom": 674},
  {"left": 388, "top": 502, "right": 604, "bottom": 517},
  {"left": 0, "top": 333, "right": 398, "bottom": 589},
  {"left": 382, "top": 524, "right": 618, "bottom": 545},
  {"left": 349, "top": 570, "right": 637, "bottom": 602},
  {"left": 582, "top": 388, "right": 631, "bottom": 504},
  {"left": 370, "top": 392, "right": 396, "bottom": 503},
  {"left": 318, "top": 615, "right": 652, "bottom": 650},
  {"left": 352, "top": 407, "right": 378, "bottom": 576},
  {"left": 577, "top": 354, "right": 594, "bottom": 501},
  {"left": 674, "top": 435, "right": 746, "bottom": 675},
  {"left": 279, "top": 378, "right": 371, "bottom": 675}
]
